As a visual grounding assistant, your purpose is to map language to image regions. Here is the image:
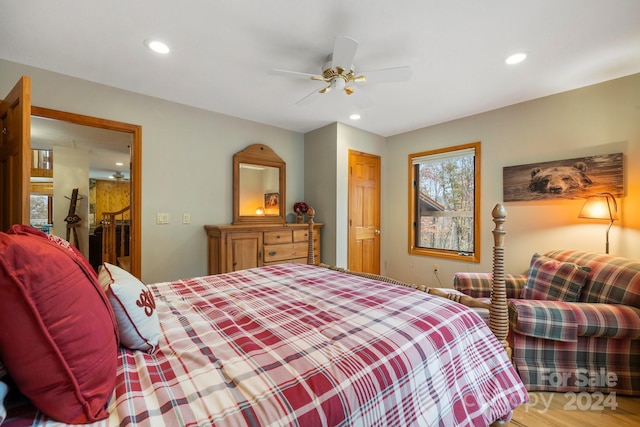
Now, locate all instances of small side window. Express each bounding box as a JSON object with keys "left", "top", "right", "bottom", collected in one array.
[{"left": 408, "top": 142, "right": 480, "bottom": 262}]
